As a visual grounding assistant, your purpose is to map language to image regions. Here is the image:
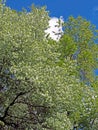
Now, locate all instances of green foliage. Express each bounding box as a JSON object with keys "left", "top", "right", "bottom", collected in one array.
[
  {"left": 62, "top": 16, "right": 98, "bottom": 83},
  {"left": 0, "top": 3, "right": 98, "bottom": 130},
  {"left": 59, "top": 35, "right": 77, "bottom": 59}
]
